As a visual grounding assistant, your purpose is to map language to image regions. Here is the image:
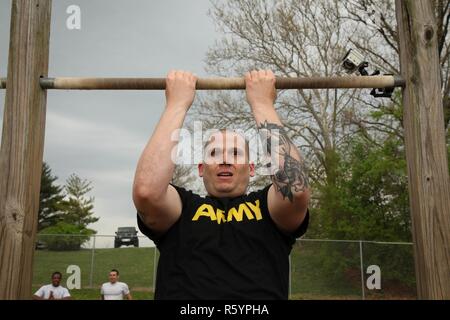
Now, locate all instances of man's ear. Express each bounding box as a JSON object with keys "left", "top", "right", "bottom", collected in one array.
[
  {"left": 198, "top": 163, "right": 204, "bottom": 177},
  {"left": 249, "top": 162, "right": 255, "bottom": 177}
]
